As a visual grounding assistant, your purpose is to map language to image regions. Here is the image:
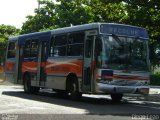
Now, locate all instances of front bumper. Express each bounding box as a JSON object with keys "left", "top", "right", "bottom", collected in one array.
[{"left": 96, "top": 83, "right": 150, "bottom": 94}]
